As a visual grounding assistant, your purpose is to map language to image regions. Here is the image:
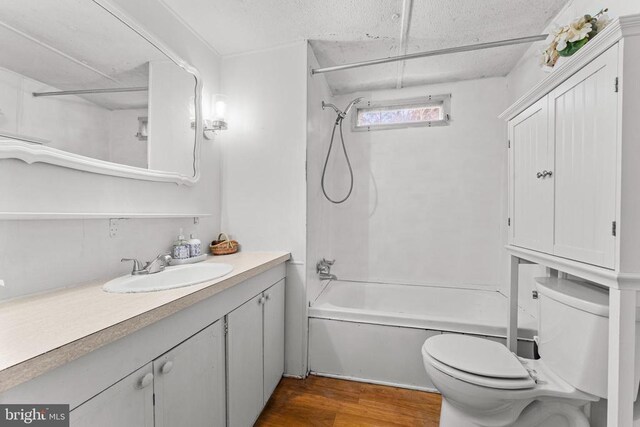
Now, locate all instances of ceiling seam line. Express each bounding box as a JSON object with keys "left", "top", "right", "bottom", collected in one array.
[
  {"left": 0, "top": 20, "right": 120, "bottom": 83},
  {"left": 395, "top": 0, "right": 414, "bottom": 89}
]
